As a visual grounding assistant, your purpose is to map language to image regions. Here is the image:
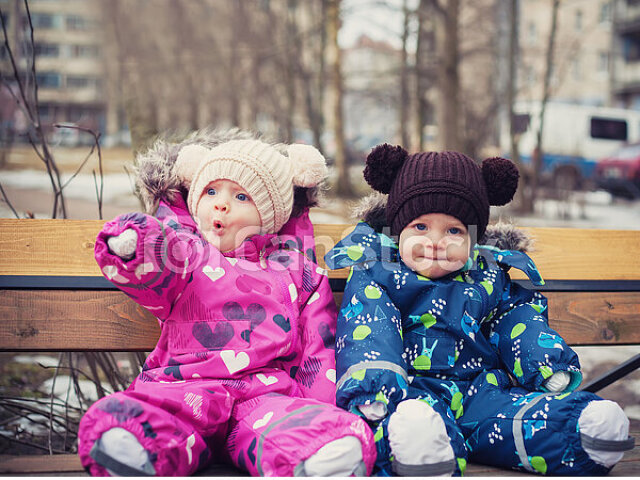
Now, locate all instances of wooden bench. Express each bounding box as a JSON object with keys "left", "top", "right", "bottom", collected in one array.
[{"left": 0, "top": 219, "right": 638, "bottom": 476}]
